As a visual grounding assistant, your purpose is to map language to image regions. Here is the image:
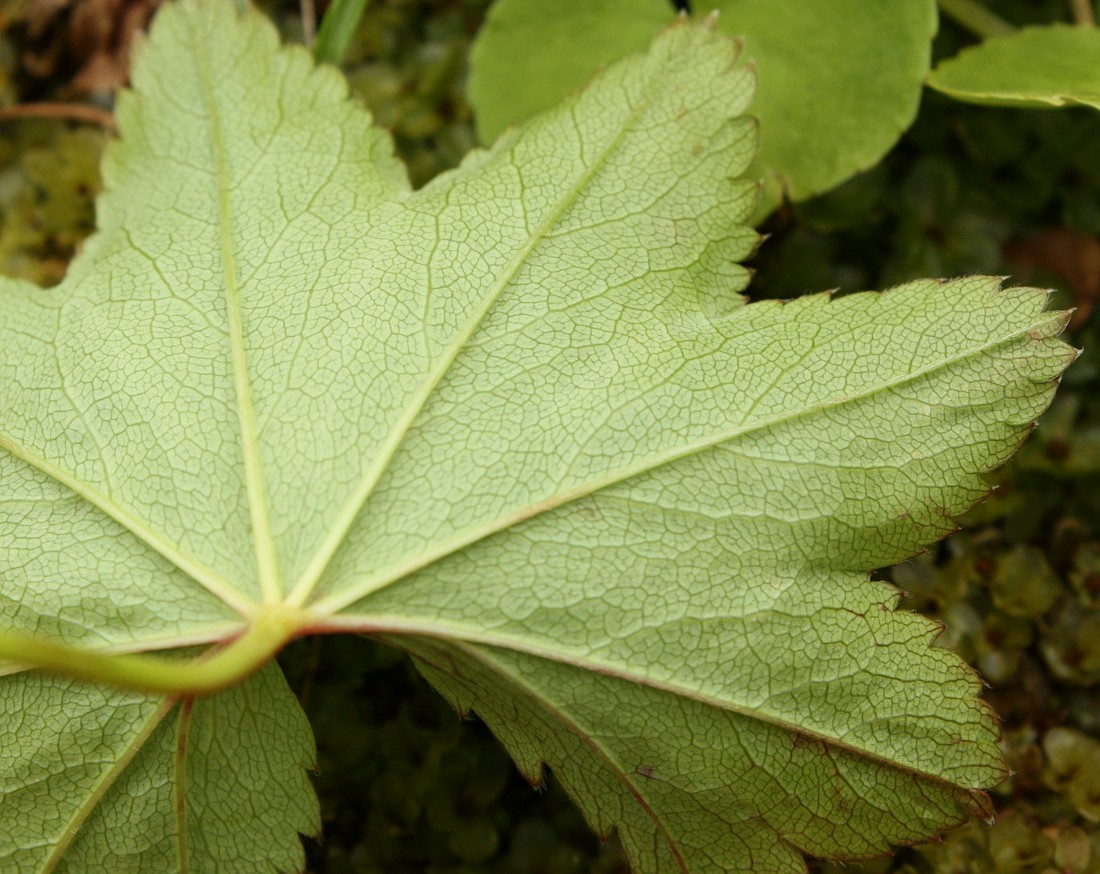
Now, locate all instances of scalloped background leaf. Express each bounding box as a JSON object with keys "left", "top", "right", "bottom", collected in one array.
[
  {"left": 929, "top": 24, "right": 1100, "bottom": 111},
  {"left": 468, "top": 0, "right": 938, "bottom": 216}
]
